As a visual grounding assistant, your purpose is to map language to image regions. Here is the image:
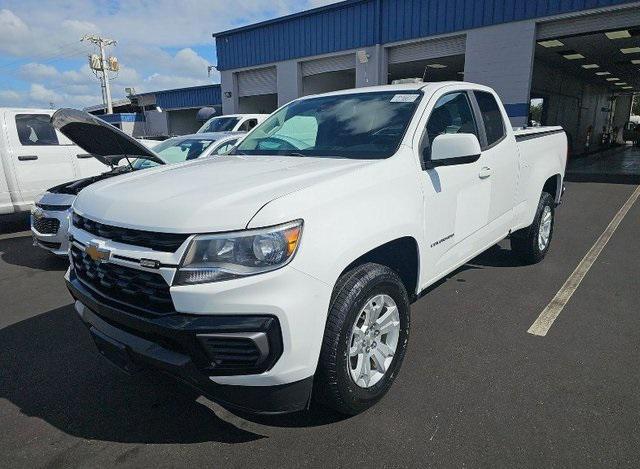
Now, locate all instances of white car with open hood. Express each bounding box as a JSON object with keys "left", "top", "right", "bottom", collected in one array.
[
  {"left": 31, "top": 109, "right": 166, "bottom": 256},
  {"left": 66, "top": 82, "right": 567, "bottom": 415},
  {"left": 32, "top": 110, "right": 245, "bottom": 256}
]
